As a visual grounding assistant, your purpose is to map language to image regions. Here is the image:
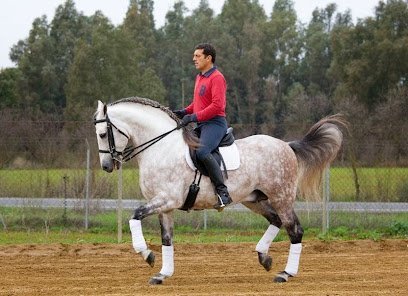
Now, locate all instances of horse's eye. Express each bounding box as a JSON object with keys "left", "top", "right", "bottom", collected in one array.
[{"left": 99, "top": 132, "right": 107, "bottom": 139}]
